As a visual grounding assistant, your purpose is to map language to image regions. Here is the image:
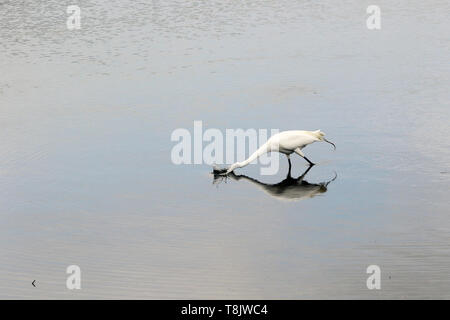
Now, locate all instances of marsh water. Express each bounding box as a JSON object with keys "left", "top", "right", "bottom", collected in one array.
[{"left": 1, "top": 0, "right": 449, "bottom": 299}]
